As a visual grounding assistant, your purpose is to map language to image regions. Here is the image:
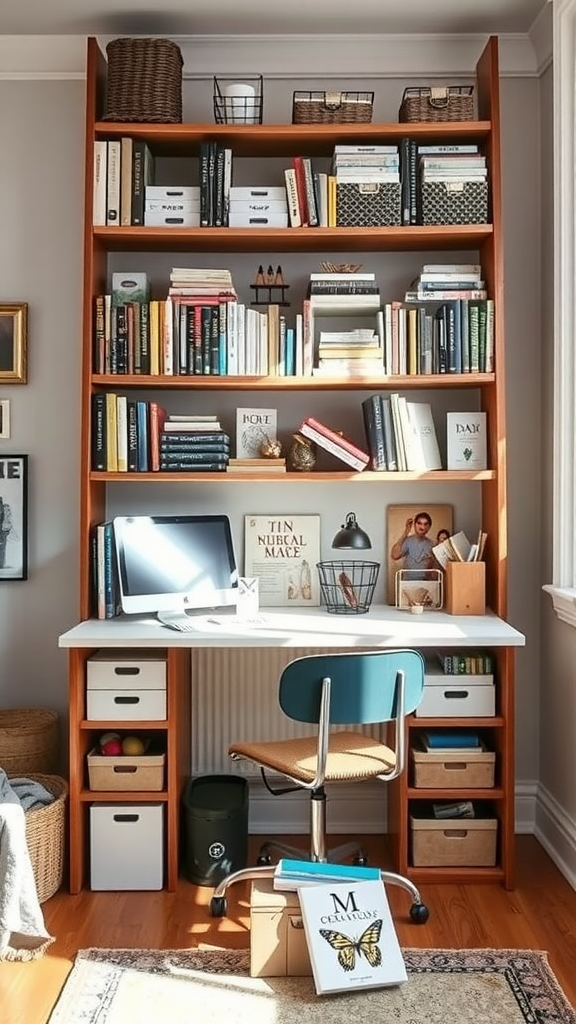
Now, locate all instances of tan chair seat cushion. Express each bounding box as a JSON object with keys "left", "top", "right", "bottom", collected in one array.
[{"left": 229, "top": 730, "right": 396, "bottom": 783}]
